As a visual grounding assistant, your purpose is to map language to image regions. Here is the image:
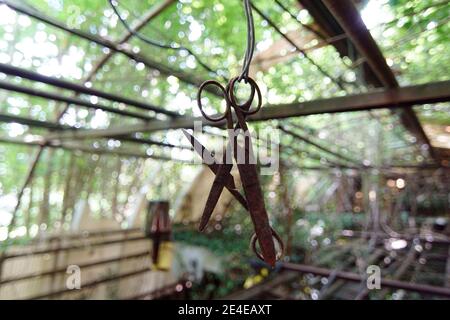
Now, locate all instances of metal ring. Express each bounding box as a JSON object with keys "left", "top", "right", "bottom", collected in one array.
[
  {"left": 227, "top": 76, "right": 255, "bottom": 110},
  {"left": 228, "top": 76, "right": 262, "bottom": 115},
  {"left": 250, "top": 227, "right": 284, "bottom": 263},
  {"left": 197, "top": 80, "right": 230, "bottom": 122}
]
